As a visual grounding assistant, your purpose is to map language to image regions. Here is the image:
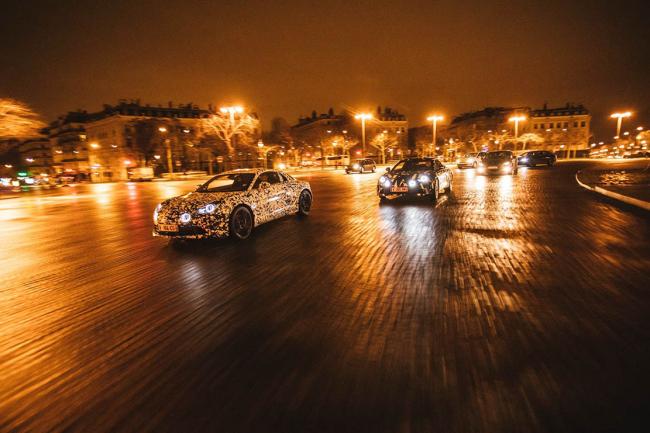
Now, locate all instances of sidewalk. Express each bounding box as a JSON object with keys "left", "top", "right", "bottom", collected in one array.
[{"left": 576, "top": 165, "right": 650, "bottom": 211}]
